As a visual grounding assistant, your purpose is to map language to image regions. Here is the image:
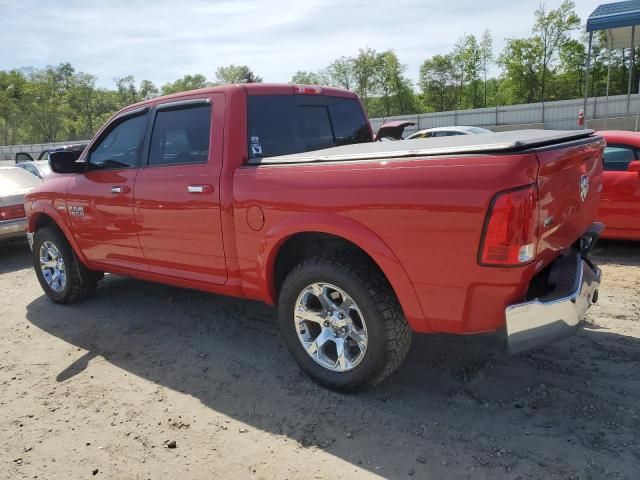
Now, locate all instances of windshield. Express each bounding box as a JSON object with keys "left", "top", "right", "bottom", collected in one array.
[
  {"left": 467, "top": 127, "right": 492, "bottom": 134},
  {"left": 37, "top": 161, "right": 52, "bottom": 176},
  {"left": 247, "top": 94, "right": 372, "bottom": 160}
]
